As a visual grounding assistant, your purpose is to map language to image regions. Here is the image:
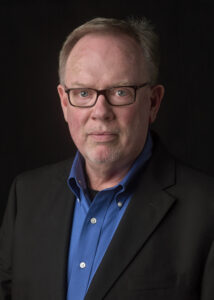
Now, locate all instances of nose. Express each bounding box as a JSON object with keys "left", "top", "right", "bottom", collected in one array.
[{"left": 91, "top": 94, "right": 115, "bottom": 121}]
